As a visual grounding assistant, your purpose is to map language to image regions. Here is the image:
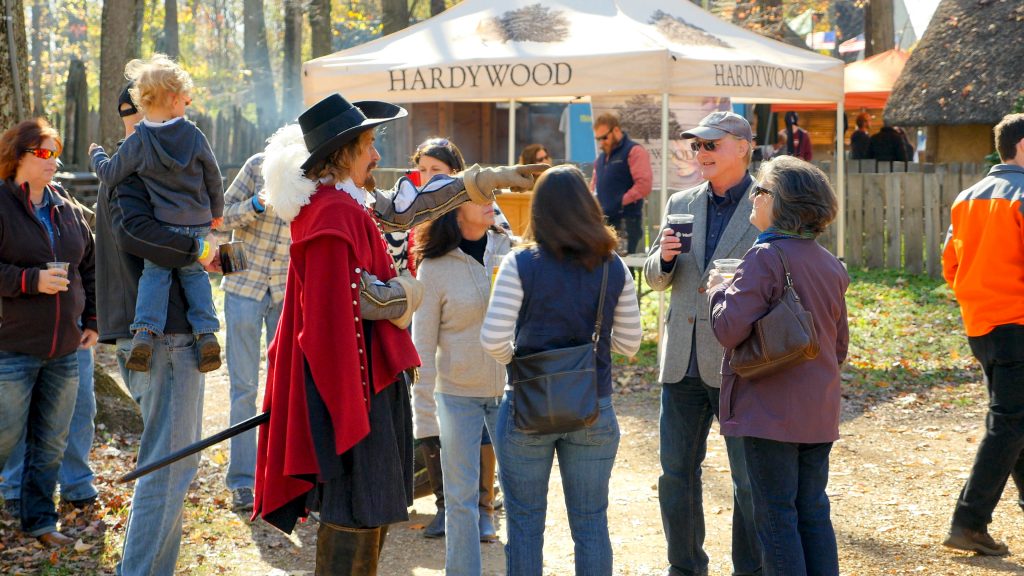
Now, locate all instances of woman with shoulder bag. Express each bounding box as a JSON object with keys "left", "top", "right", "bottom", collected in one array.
[
  {"left": 706, "top": 156, "right": 849, "bottom": 576},
  {"left": 480, "top": 165, "right": 642, "bottom": 575}
]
